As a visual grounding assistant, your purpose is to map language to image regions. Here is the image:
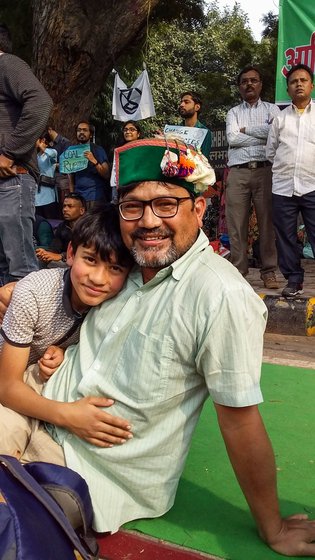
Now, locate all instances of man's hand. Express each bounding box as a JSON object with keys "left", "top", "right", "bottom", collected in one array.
[
  {"left": 0, "top": 154, "right": 17, "bottom": 178},
  {"left": 61, "top": 397, "right": 133, "bottom": 447},
  {"left": 0, "top": 281, "right": 16, "bottom": 326},
  {"left": 83, "top": 150, "right": 97, "bottom": 165},
  {"left": 38, "top": 345, "right": 65, "bottom": 381},
  {"left": 266, "top": 514, "right": 315, "bottom": 557},
  {"left": 36, "top": 248, "right": 62, "bottom": 263}
]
